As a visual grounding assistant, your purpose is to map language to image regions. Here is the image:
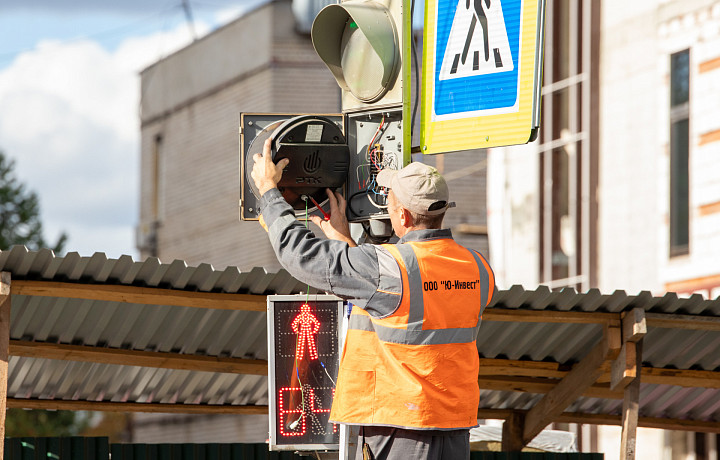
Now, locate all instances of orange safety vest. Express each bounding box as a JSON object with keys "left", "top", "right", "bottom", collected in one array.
[{"left": 329, "top": 237, "right": 494, "bottom": 430}]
